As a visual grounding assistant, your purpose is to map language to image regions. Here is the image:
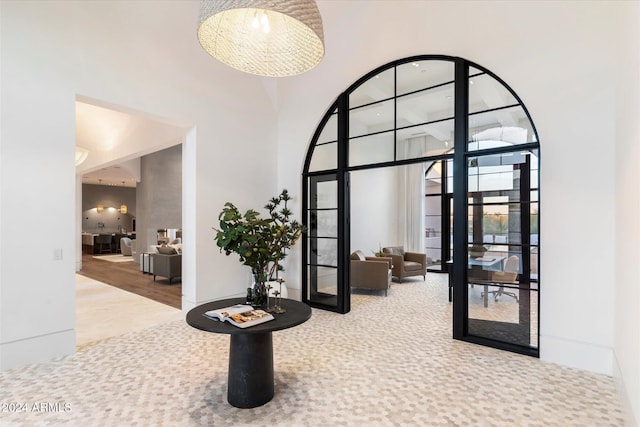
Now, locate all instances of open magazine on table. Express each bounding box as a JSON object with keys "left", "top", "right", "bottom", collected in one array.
[{"left": 204, "top": 304, "right": 274, "bottom": 328}]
